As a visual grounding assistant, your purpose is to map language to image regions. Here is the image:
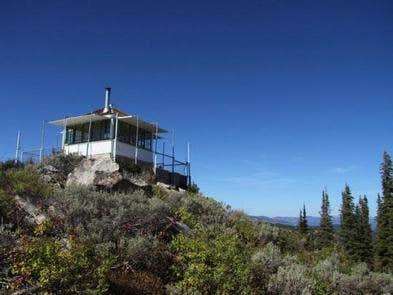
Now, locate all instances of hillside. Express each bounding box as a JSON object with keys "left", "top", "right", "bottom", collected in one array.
[
  {"left": 250, "top": 215, "right": 378, "bottom": 230},
  {"left": 1, "top": 154, "right": 393, "bottom": 294}
]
